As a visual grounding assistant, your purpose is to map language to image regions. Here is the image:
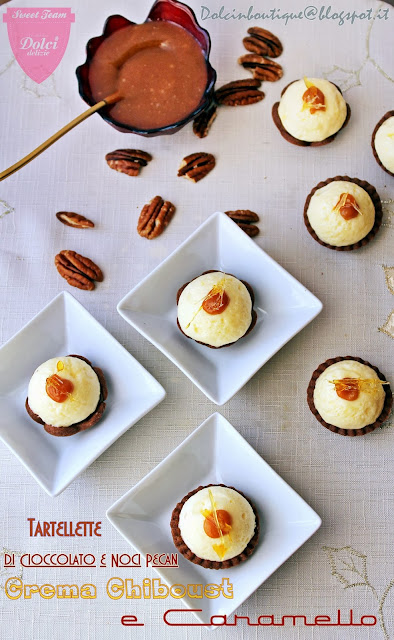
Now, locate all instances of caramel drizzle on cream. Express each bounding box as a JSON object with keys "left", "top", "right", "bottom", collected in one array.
[
  {"left": 207, "top": 488, "right": 229, "bottom": 560},
  {"left": 332, "top": 192, "right": 363, "bottom": 217},
  {"left": 302, "top": 77, "right": 326, "bottom": 113},
  {"left": 185, "top": 276, "right": 227, "bottom": 329}
]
